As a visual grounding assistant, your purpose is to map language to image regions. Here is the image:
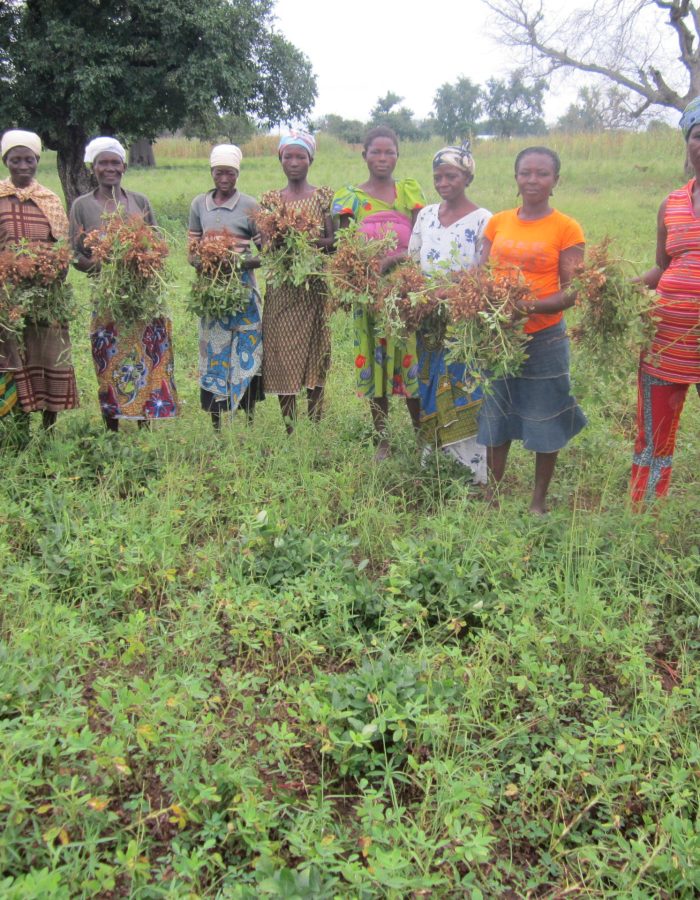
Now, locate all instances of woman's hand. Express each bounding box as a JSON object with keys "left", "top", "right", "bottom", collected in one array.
[
  {"left": 511, "top": 298, "right": 533, "bottom": 320},
  {"left": 633, "top": 266, "right": 662, "bottom": 289},
  {"left": 379, "top": 250, "right": 406, "bottom": 275},
  {"left": 73, "top": 252, "right": 99, "bottom": 274},
  {"left": 239, "top": 254, "right": 261, "bottom": 270}
]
